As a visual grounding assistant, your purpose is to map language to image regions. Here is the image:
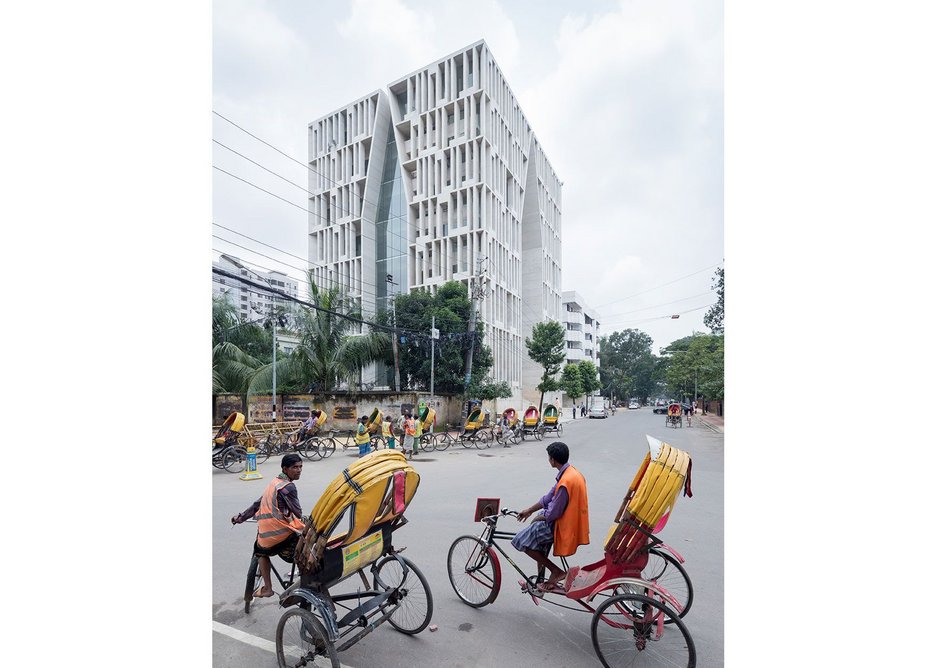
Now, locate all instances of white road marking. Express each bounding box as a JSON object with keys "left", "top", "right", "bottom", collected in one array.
[{"left": 212, "top": 620, "right": 355, "bottom": 668}]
